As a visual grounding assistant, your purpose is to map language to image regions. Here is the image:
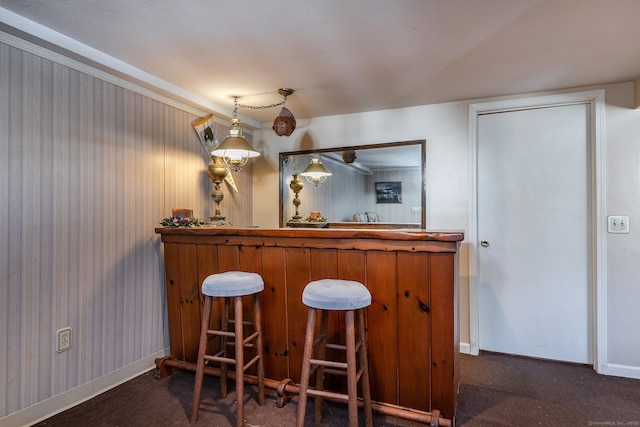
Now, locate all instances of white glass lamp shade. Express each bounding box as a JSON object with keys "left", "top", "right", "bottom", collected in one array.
[
  {"left": 211, "top": 119, "right": 260, "bottom": 171},
  {"left": 300, "top": 156, "right": 332, "bottom": 186}
]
